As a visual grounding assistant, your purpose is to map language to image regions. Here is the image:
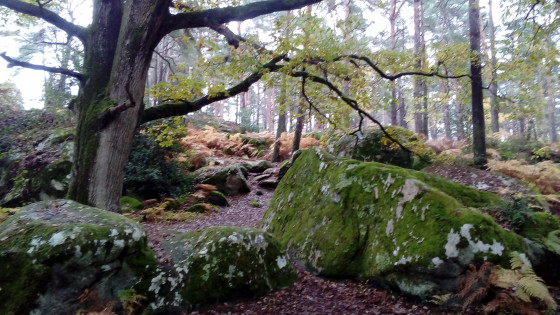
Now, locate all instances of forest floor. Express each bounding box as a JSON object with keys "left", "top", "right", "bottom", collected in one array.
[{"left": 142, "top": 162, "right": 560, "bottom": 315}]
